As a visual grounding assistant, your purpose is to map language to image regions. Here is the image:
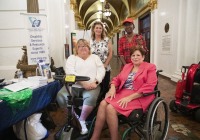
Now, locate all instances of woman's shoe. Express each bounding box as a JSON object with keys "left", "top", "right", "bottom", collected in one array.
[{"left": 79, "top": 120, "right": 88, "bottom": 135}]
